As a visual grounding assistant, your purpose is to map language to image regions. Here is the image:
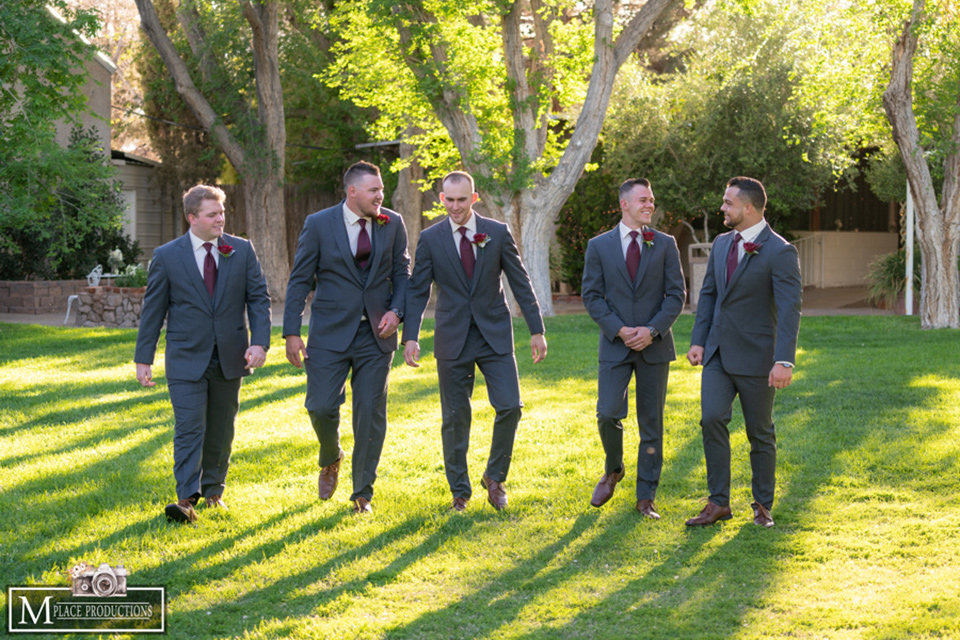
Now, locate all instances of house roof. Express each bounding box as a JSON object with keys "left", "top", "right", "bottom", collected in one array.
[{"left": 45, "top": 4, "right": 117, "bottom": 75}]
